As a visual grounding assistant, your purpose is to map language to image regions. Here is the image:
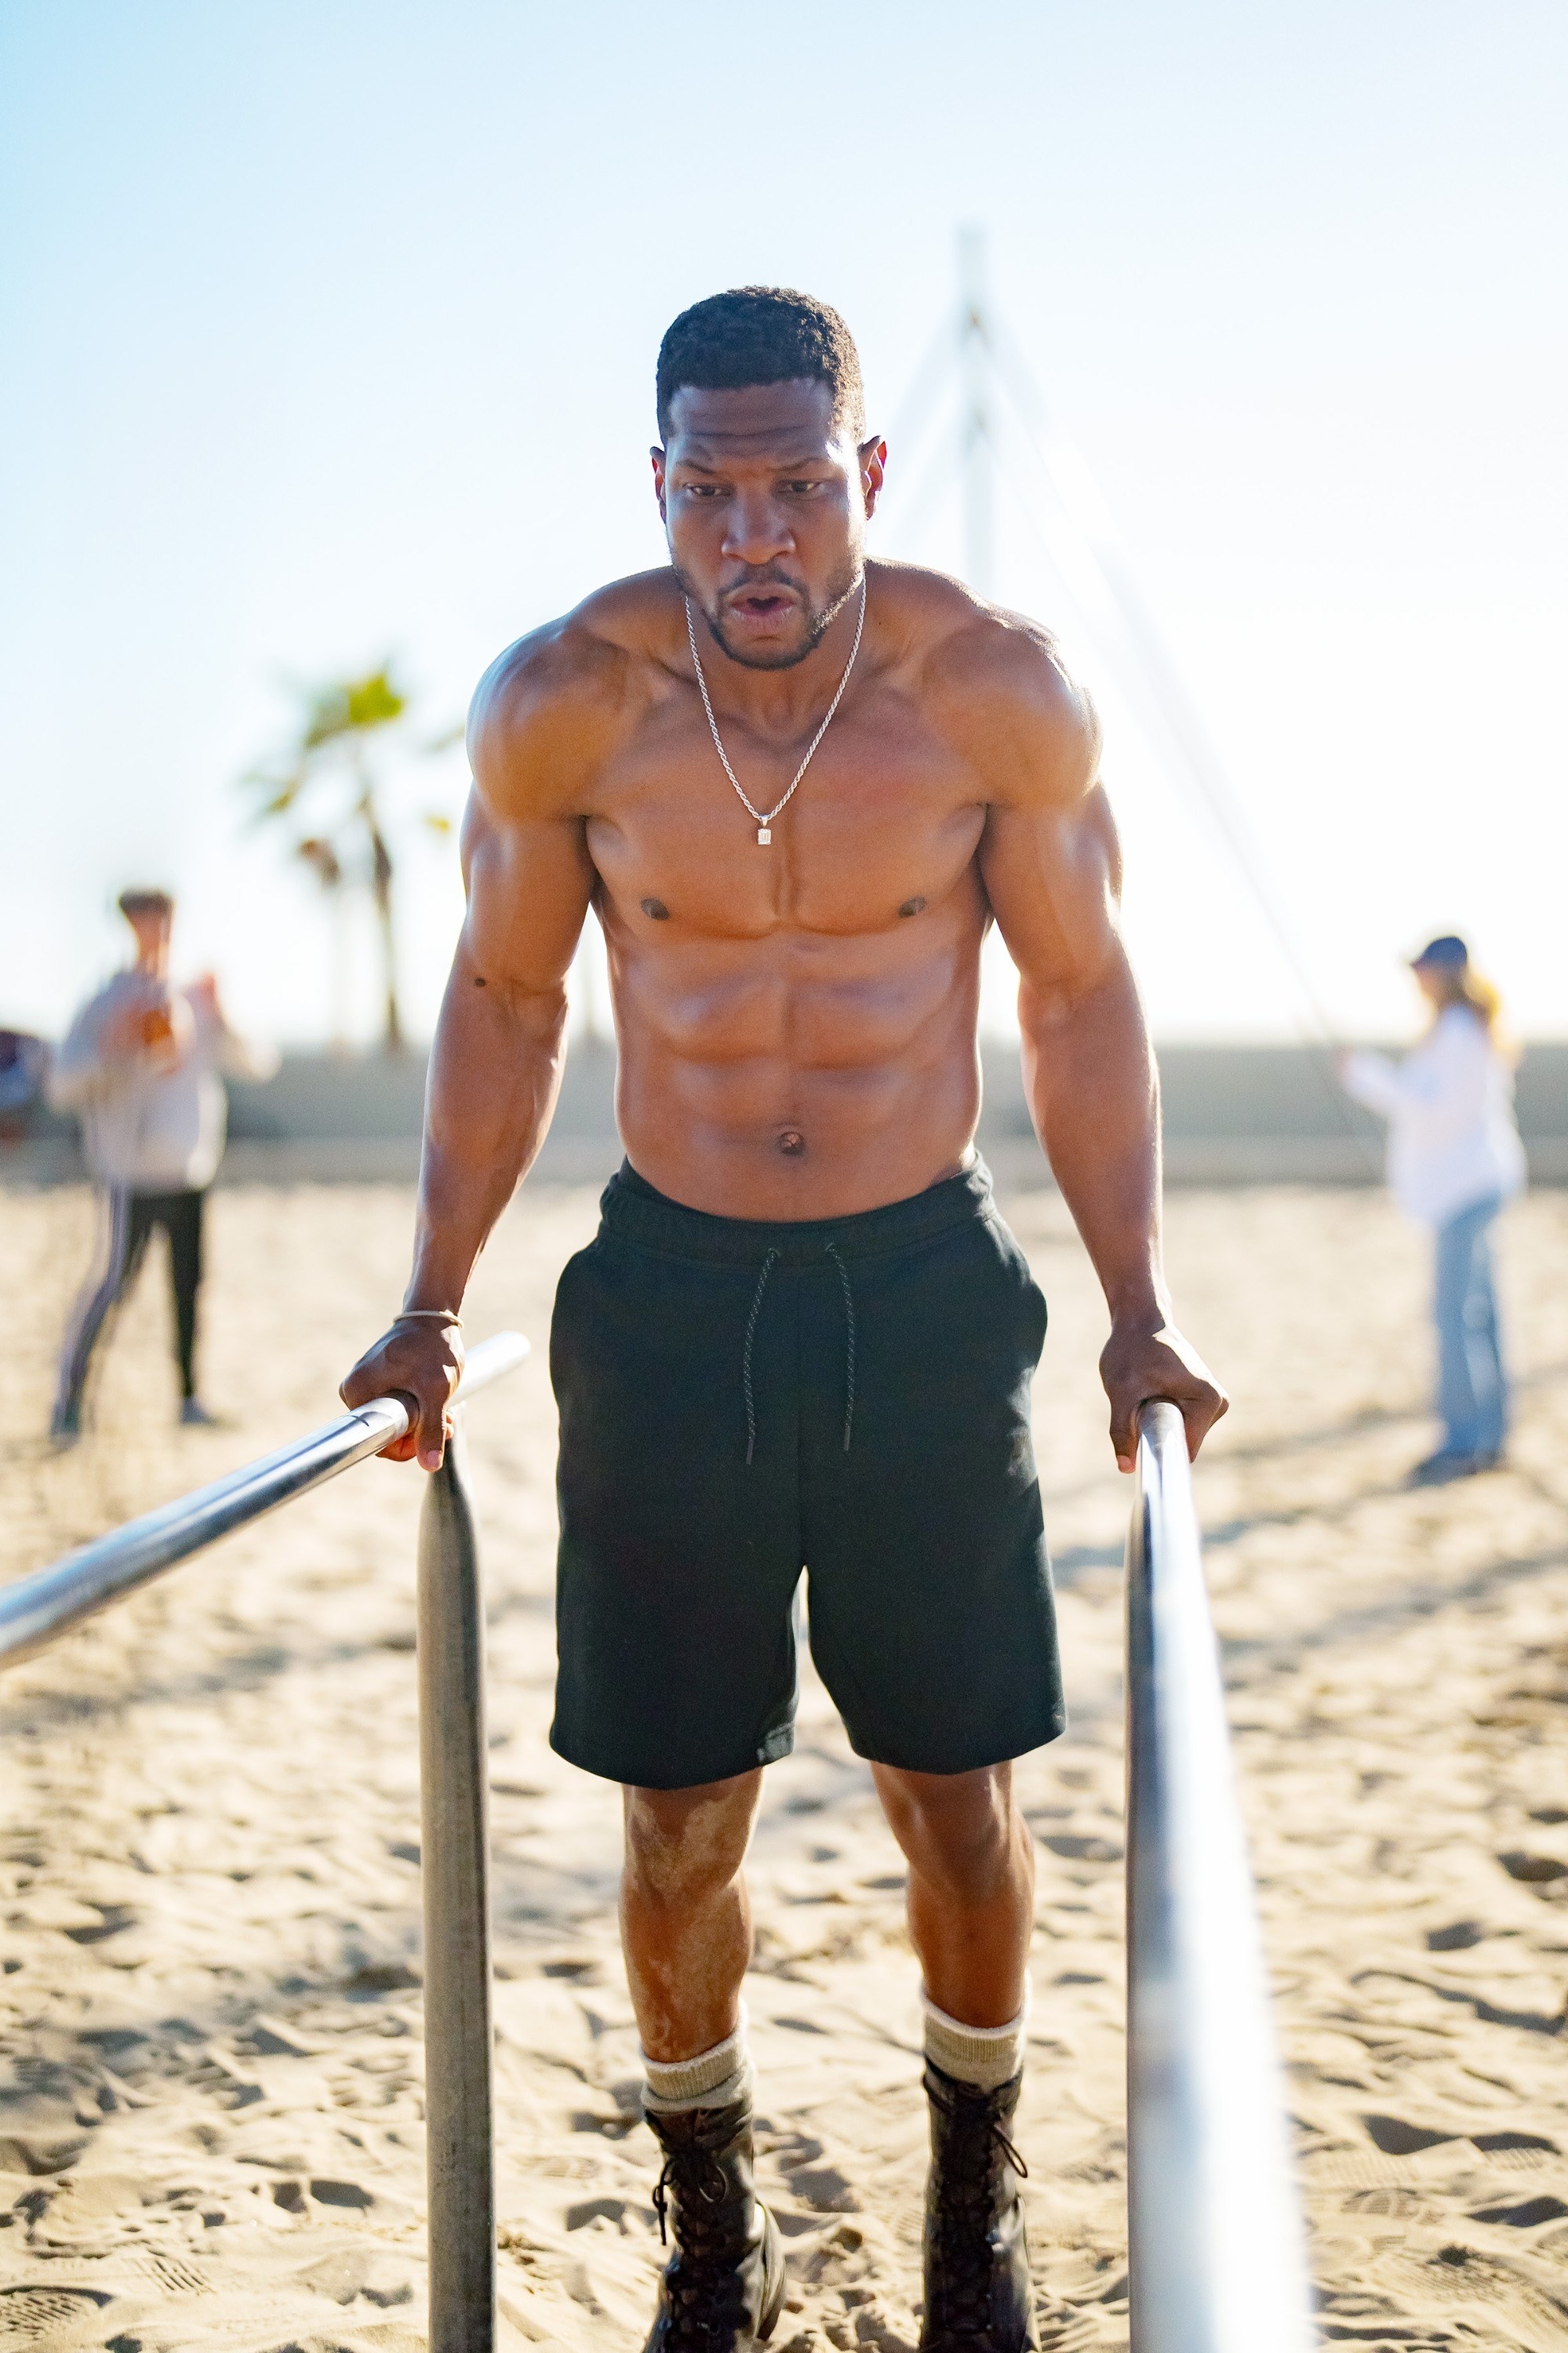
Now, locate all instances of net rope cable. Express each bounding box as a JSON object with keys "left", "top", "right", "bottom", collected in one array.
[{"left": 872, "top": 288, "right": 1382, "bottom": 1171}]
